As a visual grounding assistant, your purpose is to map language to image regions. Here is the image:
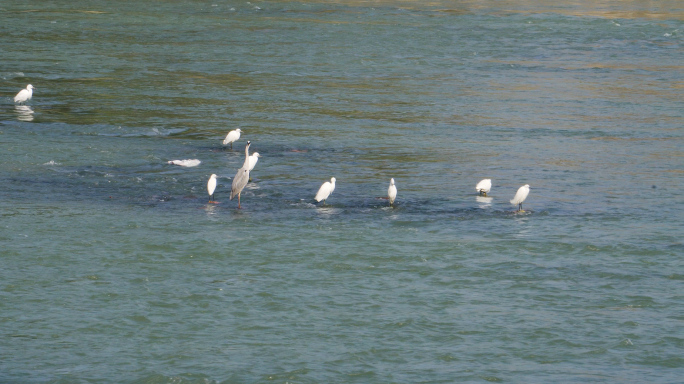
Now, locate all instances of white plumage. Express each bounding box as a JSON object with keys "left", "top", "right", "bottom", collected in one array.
[
  {"left": 222, "top": 128, "right": 242, "bottom": 148},
  {"left": 14, "top": 84, "right": 34, "bottom": 104},
  {"left": 207, "top": 174, "right": 217, "bottom": 202},
  {"left": 247, "top": 152, "right": 260, "bottom": 182},
  {"left": 315, "top": 177, "right": 336, "bottom": 204},
  {"left": 168, "top": 159, "right": 201, "bottom": 167},
  {"left": 510, "top": 184, "right": 530, "bottom": 211},
  {"left": 248, "top": 152, "right": 260, "bottom": 171},
  {"left": 476, "top": 179, "right": 491, "bottom": 196},
  {"left": 388, "top": 178, "right": 397, "bottom": 206}
]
